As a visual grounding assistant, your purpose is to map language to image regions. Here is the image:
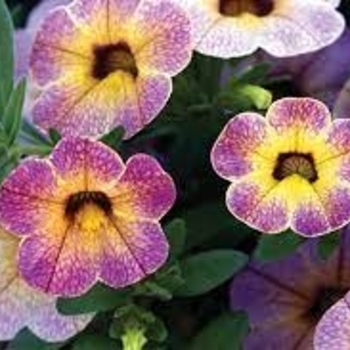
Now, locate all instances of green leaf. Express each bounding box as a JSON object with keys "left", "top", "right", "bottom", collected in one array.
[
  {"left": 100, "top": 126, "right": 125, "bottom": 150},
  {"left": 184, "top": 202, "right": 255, "bottom": 250},
  {"left": 57, "top": 283, "right": 130, "bottom": 315},
  {"left": 20, "top": 119, "right": 51, "bottom": 146},
  {"left": 318, "top": 231, "right": 341, "bottom": 261},
  {"left": 165, "top": 218, "right": 186, "bottom": 260},
  {"left": 48, "top": 128, "right": 61, "bottom": 145},
  {"left": 174, "top": 250, "right": 248, "bottom": 297},
  {"left": 0, "top": 0, "right": 14, "bottom": 115},
  {"left": 3, "top": 78, "right": 26, "bottom": 146},
  {"left": 73, "top": 334, "right": 121, "bottom": 350},
  {"left": 254, "top": 231, "right": 305, "bottom": 261},
  {"left": 190, "top": 312, "right": 249, "bottom": 350},
  {"left": 8, "top": 329, "right": 64, "bottom": 350}
]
